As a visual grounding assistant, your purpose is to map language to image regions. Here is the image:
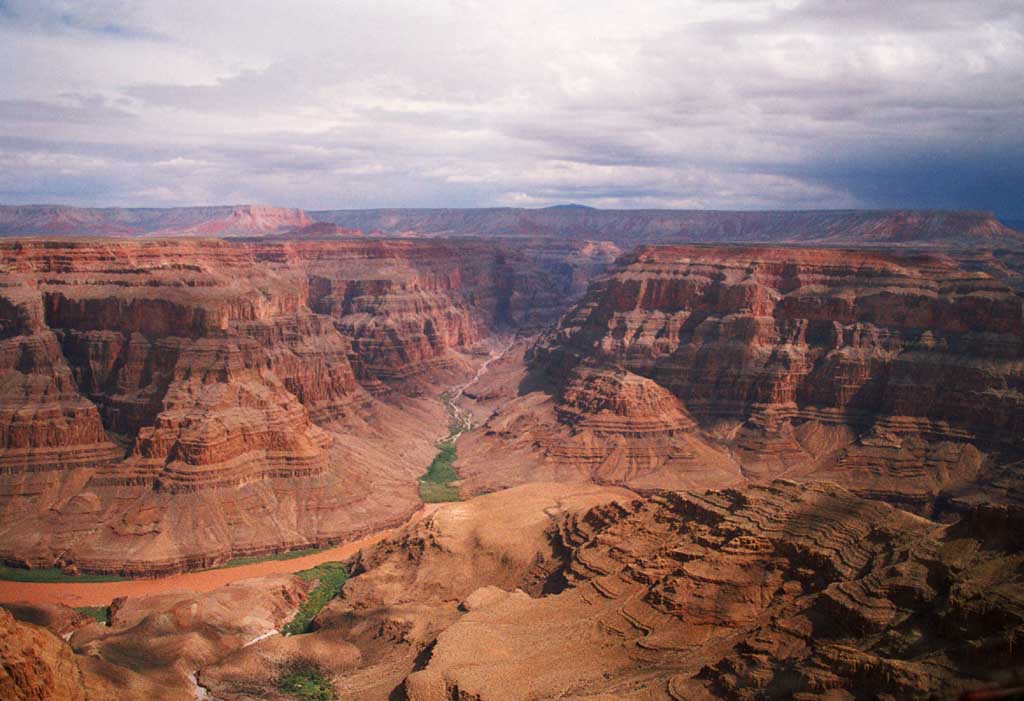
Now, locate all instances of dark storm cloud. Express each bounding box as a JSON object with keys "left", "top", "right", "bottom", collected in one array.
[{"left": 0, "top": 0, "right": 1021, "bottom": 215}]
